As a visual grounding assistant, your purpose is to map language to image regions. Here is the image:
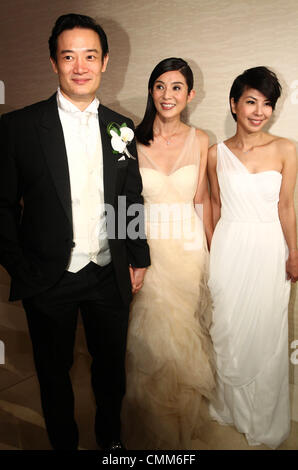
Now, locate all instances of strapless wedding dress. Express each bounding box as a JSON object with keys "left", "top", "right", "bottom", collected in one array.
[{"left": 121, "top": 128, "right": 215, "bottom": 450}]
